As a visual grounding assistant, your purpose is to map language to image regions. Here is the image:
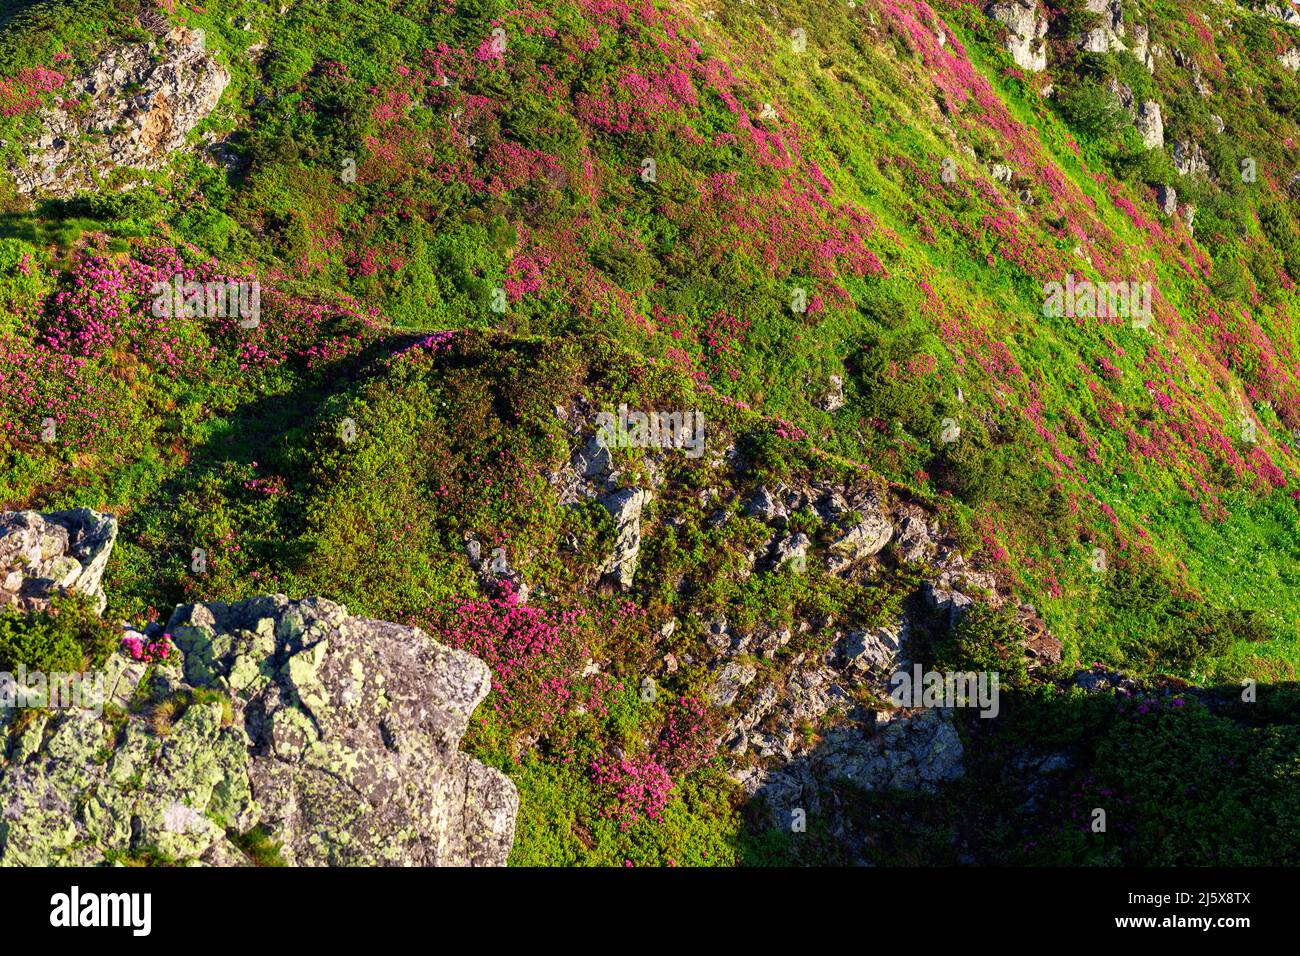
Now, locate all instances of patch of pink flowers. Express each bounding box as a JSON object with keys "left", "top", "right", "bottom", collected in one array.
[
  {"left": 589, "top": 753, "right": 674, "bottom": 830},
  {"left": 442, "top": 582, "right": 587, "bottom": 719},
  {"left": 121, "top": 632, "right": 176, "bottom": 664}
]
